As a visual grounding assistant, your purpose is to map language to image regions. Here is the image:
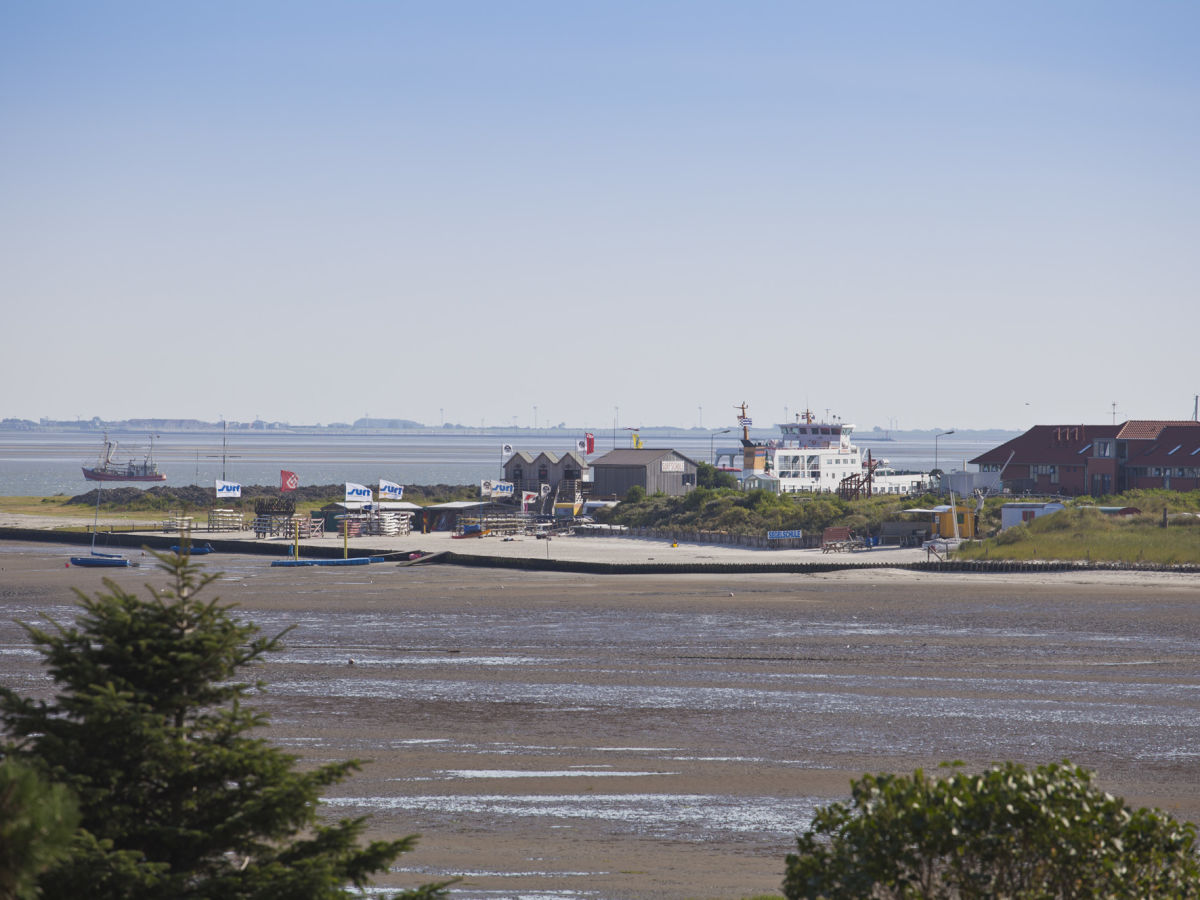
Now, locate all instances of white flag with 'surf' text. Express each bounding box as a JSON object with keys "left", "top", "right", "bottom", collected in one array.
[
  {"left": 215, "top": 480, "right": 241, "bottom": 499},
  {"left": 379, "top": 480, "right": 404, "bottom": 501},
  {"left": 345, "top": 482, "right": 372, "bottom": 503}
]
